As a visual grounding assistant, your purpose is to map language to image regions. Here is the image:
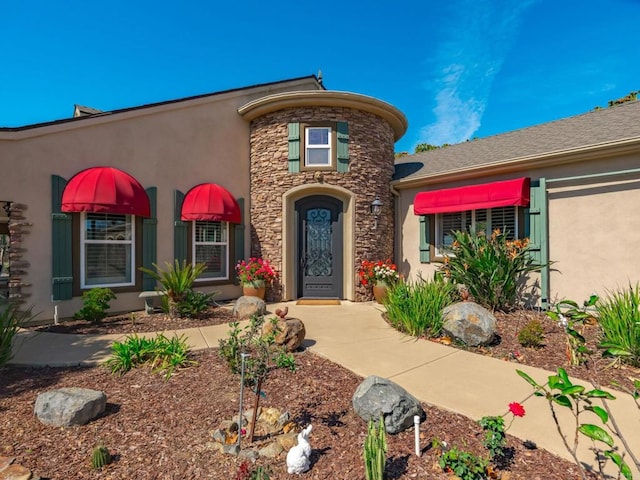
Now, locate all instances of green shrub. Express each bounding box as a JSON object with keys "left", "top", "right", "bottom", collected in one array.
[
  {"left": 218, "top": 316, "right": 292, "bottom": 385},
  {"left": 478, "top": 415, "right": 506, "bottom": 460},
  {"left": 597, "top": 283, "right": 640, "bottom": 367},
  {"left": 176, "top": 289, "right": 219, "bottom": 318},
  {"left": 106, "top": 332, "right": 194, "bottom": 379},
  {"left": 517, "top": 319, "right": 545, "bottom": 348},
  {"left": 74, "top": 288, "right": 116, "bottom": 323},
  {"left": 383, "top": 276, "right": 457, "bottom": 338},
  {"left": 139, "top": 260, "right": 207, "bottom": 318},
  {"left": 439, "top": 229, "right": 541, "bottom": 312},
  {"left": 437, "top": 443, "right": 488, "bottom": 480},
  {"left": 1, "top": 303, "right": 36, "bottom": 368}
]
